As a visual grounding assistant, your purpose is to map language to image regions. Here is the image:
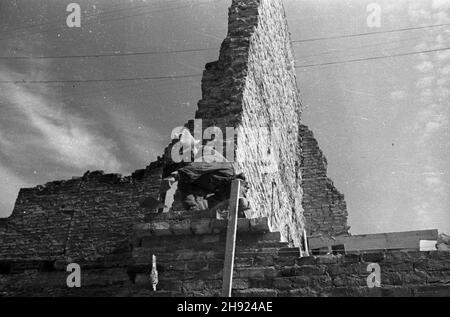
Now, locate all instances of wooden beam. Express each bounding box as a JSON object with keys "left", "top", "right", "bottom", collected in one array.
[
  {"left": 302, "top": 229, "right": 310, "bottom": 257},
  {"left": 309, "top": 229, "right": 439, "bottom": 252},
  {"left": 222, "top": 179, "right": 241, "bottom": 297}
]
